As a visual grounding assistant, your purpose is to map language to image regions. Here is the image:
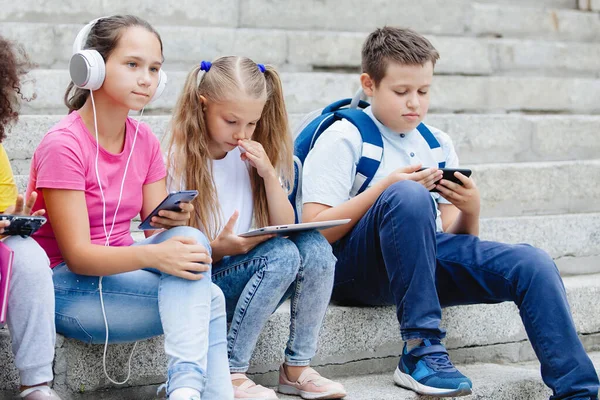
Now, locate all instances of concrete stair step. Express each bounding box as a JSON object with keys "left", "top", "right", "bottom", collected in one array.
[
  {"left": 276, "top": 352, "right": 600, "bottom": 400},
  {"left": 1, "top": 274, "right": 598, "bottom": 397},
  {"left": 12, "top": 159, "right": 600, "bottom": 217},
  {"left": 1, "top": 1, "right": 591, "bottom": 41},
  {"left": 3, "top": 23, "right": 600, "bottom": 77},
  {"left": 8, "top": 114, "right": 600, "bottom": 167},
  {"left": 478, "top": 213, "right": 600, "bottom": 259},
  {"left": 479, "top": 0, "right": 577, "bottom": 7},
  {"left": 239, "top": 1, "right": 600, "bottom": 42},
  {"left": 470, "top": 160, "right": 600, "bottom": 218},
  {"left": 18, "top": 70, "right": 600, "bottom": 115},
  {"left": 579, "top": 0, "right": 600, "bottom": 11}
]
